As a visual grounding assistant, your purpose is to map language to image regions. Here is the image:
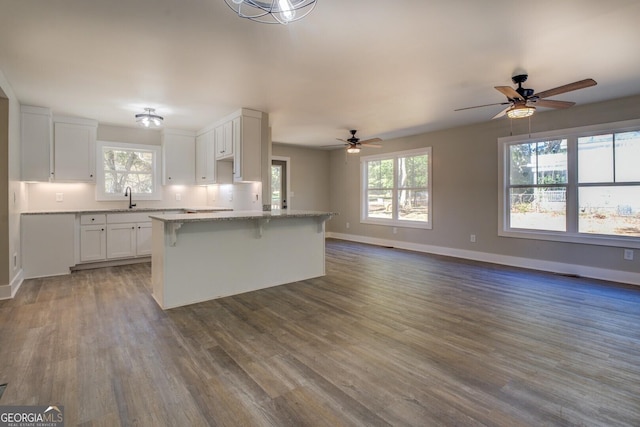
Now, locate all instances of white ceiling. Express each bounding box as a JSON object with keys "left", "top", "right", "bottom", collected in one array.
[{"left": 1, "top": 0, "right": 639, "bottom": 147}]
